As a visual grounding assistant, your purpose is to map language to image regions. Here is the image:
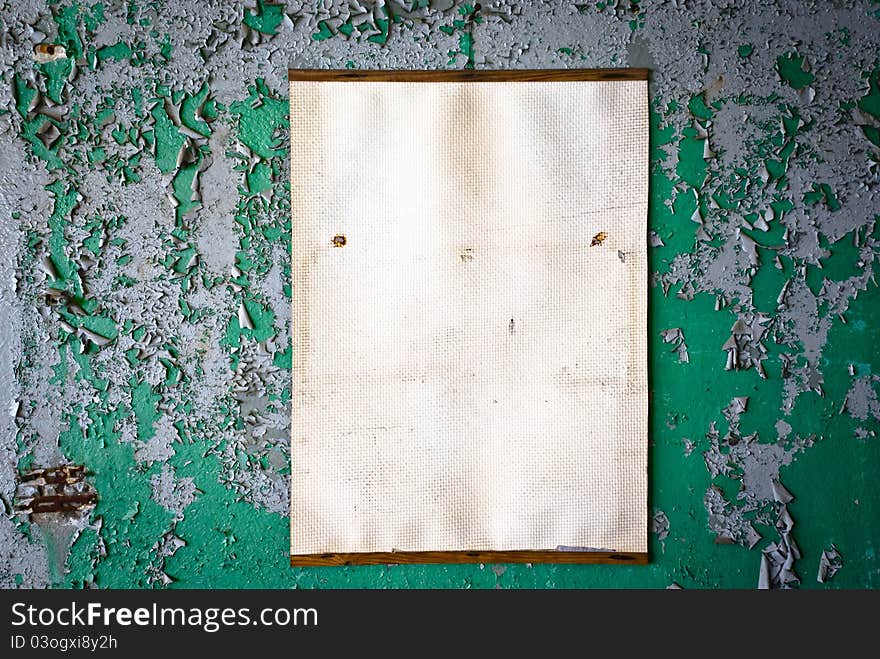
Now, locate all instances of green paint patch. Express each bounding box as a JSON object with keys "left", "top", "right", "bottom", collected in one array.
[
  {"left": 131, "top": 379, "right": 161, "bottom": 443},
  {"left": 771, "top": 197, "right": 795, "bottom": 221},
  {"left": 776, "top": 52, "right": 815, "bottom": 90},
  {"left": 832, "top": 26, "right": 851, "bottom": 47},
  {"left": 244, "top": 0, "right": 285, "bottom": 35},
  {"left": 111, "top": 125, "right": 128, "bottom": 144},
  {"left": 82, "top": 217, "right": 112, "bottom": 256},
  {"left": 60, "top": 405, "right": 176, "bottom": 588},
  {"left": 149, "top": 100, "right": 186, "bottom": 174},
  {"left": 368, "top": 11, "right": 390, "bottom": 45},
  {"left": 440, "top": 4, "right": 481, "bottom": 69},
  {"left": 645, "top": 289, "right": 789, "bottom": 587},
  {"left": 688, "top": 93, "right": 713, "bottom": 121},
  {"left": 246, "top": 161, "right": 272, "bottom": 196},
  {"left": 750, "top": 249, "right": 790, "bottom": 313},
  {"left": 627, "top": 3, "right": 646, "bottom": 32},
  {"left": 781, "top": 108, "right": 804, "bottom": 137},
  {"left": 647, "top": 103, "right": 701, "bottom": 268},
  {"left": 13, "top": 76, "right": 37, "bottom": 119},
  {"left": 53, "top": 3, "right": 86, "bottom": 61},
  {"left": 12, "top": 75, "right": 66, "bottom": 169},
  {"left": 179, "top": 83, "right": 213, "bottom": 138},
  {"left": 858, "top": 68, "right": 880, "bottom": 119},
  {"left": 805, "top": 263, "right": 825, "bottom": 297},
  {"left": 857, "top": 68, "right": 880, "bottom": 146},
  {"left": 84, "top": 2, "right": 106, "bottom": 32},
  {"left": 46, "top": 179, "right": 82, "bottom": 294},
  {"left": 784, "top": 435, "right": 880, "bottom": 588},
  {"left": 64, "top": 527, "right": 101, "bottom": 588},
  {"left": 239, "top": 298, "right": 277, "bottom": 344},
  {"left": 96, "top": 41, "right": 133, "bottom": 63},
  {"left": 157, "top": 33, "right": 172, "bottom": 61},
  {"left": 861, "top": 124, "right": 880, "bottom": 148},
  {"left": 171, "top": 163, "right": 201, "bottom": 223},
  {"left": 273, "top": 345, "right": 292, "bottom": 370},
  {"left": 229, "top": 80, "right": 287, "bottom": 159},
  {"left": 816, "top": 231, "right": 862, "bottom": 284},
  {"left": 825, "top": 264, "right": 880, "bottom": 373},
  {"left": 311, "top": 20, "right": 334, "bottom": 41},
  {"left": 164, "top": 450, "right": 289, "bottom": 588},
  {"left": 676, "top": 125, "right": 709, "bottom": 188},
  {"left": 783, "top": 286, "right": 880, "bottom": 587},
  {"left": 803, "top": 183, "right": 841, "bottom": 211},
  {"left": 169, "top": 245, "right": 197, "bottom": 274},
  {"left": 37, "top": 58, "right": 74, "bottom": 105},
  {"left": 80, "top": 314, "right": 118, "bottom": 342},
  {"left": 737, "top": 44, "right": 753, "bottom": 58}
]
